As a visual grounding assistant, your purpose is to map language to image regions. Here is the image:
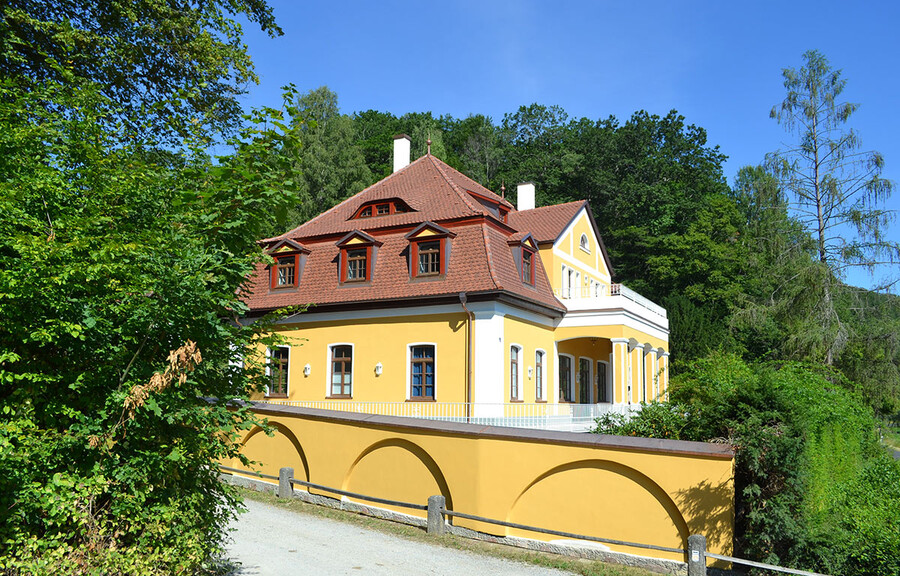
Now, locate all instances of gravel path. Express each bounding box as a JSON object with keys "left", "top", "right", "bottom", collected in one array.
[{"left": 224, "top": 498, "right": 575, "bottom": 576}]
